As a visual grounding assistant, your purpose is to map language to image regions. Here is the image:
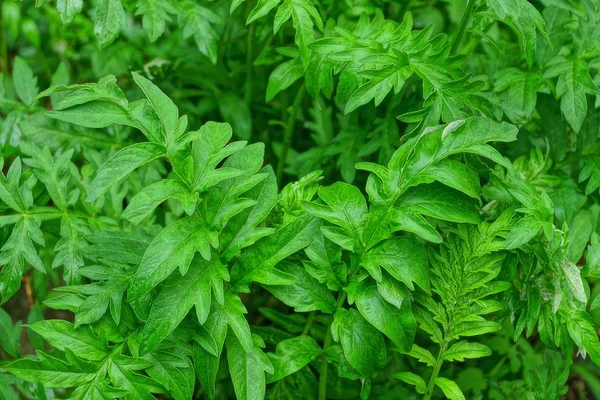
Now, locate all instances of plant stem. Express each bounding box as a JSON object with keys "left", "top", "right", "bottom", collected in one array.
[
  {"left": 450, "top": 0, "right": 476, "bottom": 54},
  {"left": 302, "top": 311, "right": 316, "bottom": 335},
  {"left": 318, "top": 291, "right": 347, "bottom": 400},
  {"left": 276, "top": 84, "right": 305, "bottom": 184},
  {"left": 423, "top": 340, "right": 448, "bottom": 400},
  {"left": 244, "top": 22, "right": 255, "bottom": 108}
]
